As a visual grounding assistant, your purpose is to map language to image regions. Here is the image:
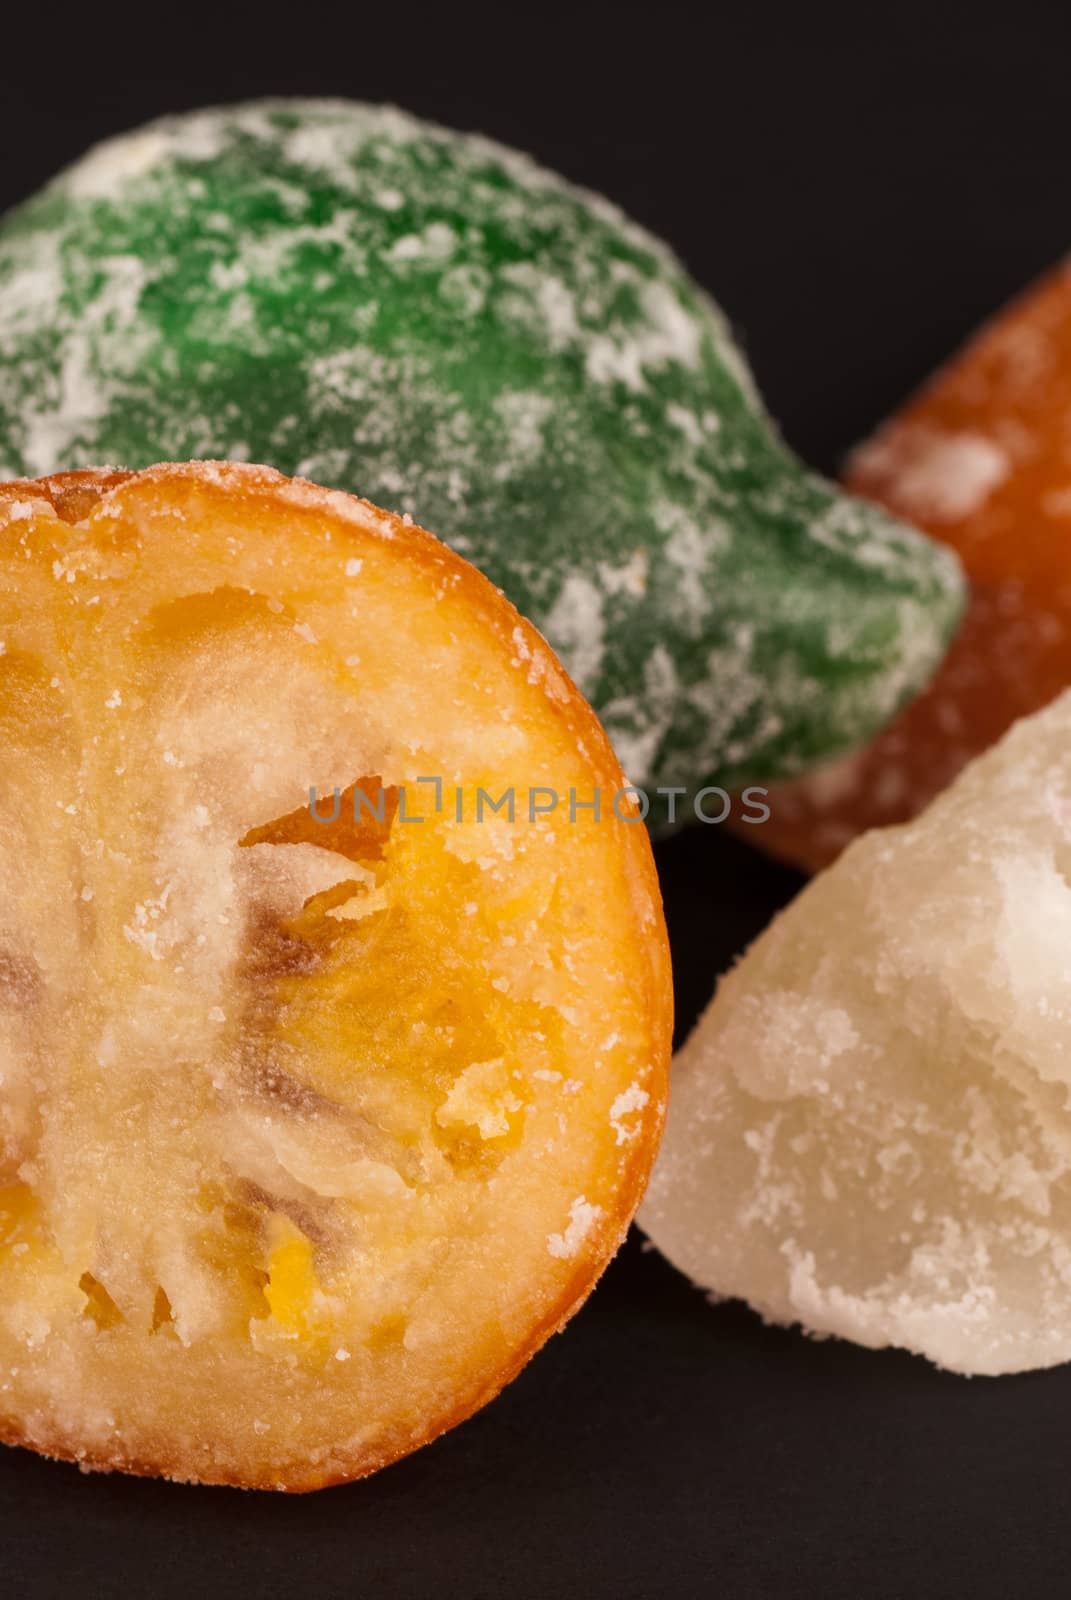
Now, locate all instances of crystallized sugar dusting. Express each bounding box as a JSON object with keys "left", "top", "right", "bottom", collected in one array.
[
  {"left": 641, "top": 688, "right": 1071, "bottom": 1374},
  {"left": 547, "top": 1197, "right": 603, "bottom": 1259},
  {"left": 0, "top": 99, "right": 963, "bottom": 797},
  {"left": 849, "top": 425, "right": 1010, "bottom": 524}
]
